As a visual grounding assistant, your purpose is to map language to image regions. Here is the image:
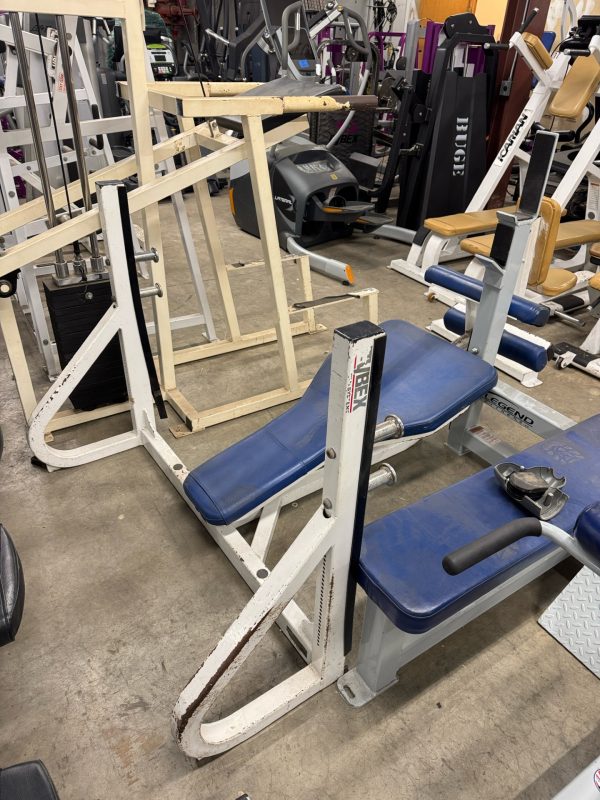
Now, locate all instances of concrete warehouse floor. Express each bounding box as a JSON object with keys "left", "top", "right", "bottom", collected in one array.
[{"left": 1, "top": 192, "right": 599, "bottom": 800}]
